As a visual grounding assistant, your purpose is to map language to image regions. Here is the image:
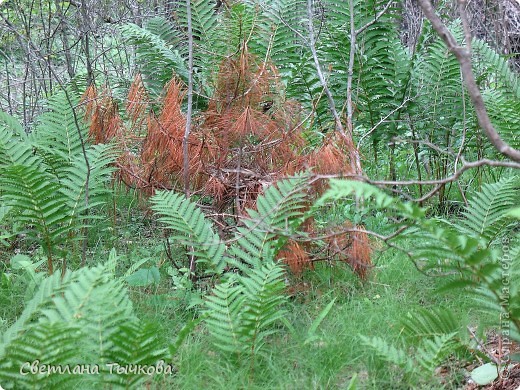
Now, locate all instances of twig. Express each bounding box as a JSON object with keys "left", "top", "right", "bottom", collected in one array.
[
  {"left": 311, "top": 158, "right": 520, "bottom": 187},
  {"left": 467, "top": 326, "right": 502, "bottom": 366},
  {"left": 357, "top": 97, "right": 414, "bottom": 147}
]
